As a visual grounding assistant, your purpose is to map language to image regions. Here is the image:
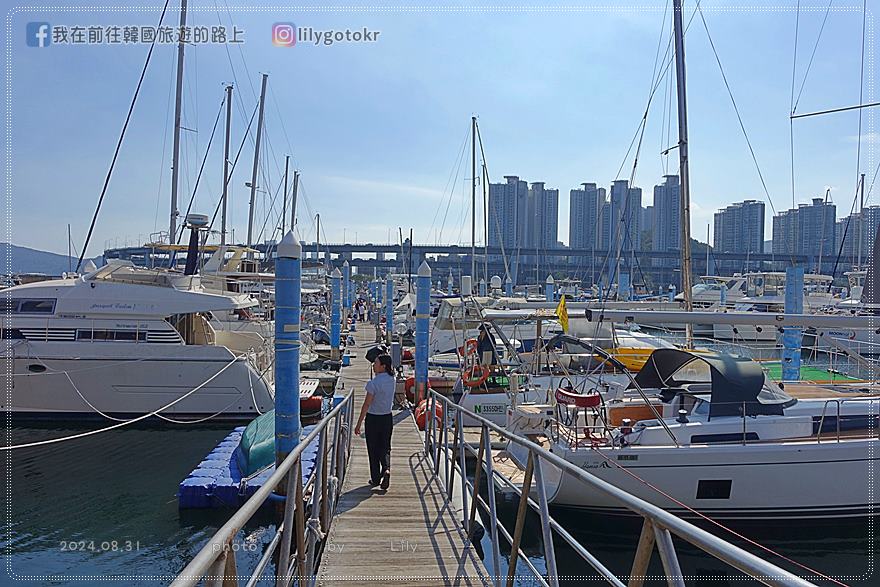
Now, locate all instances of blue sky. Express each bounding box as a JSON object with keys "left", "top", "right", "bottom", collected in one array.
[{"left": 5, "top": 1, "right": 876, "bottom": 257}]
